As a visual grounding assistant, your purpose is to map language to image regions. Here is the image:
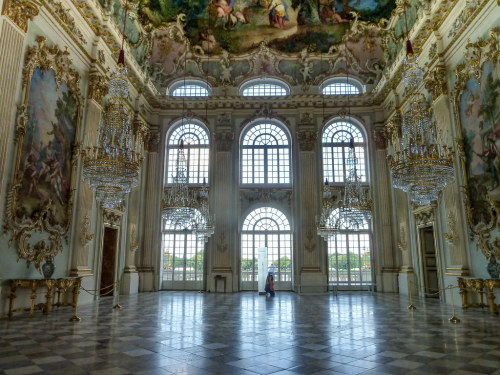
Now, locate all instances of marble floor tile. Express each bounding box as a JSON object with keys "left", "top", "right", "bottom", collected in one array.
[{"left": 2, "top": 292, "right": 500, "bottom": 375}]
